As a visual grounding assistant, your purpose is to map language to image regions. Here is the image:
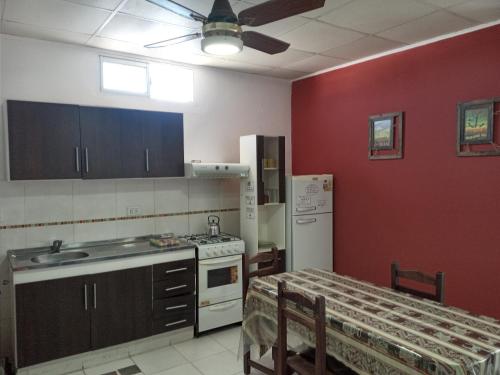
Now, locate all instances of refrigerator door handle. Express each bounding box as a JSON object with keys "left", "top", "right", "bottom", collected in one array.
[
  {"left": 296, "top": 218, "right": 317, "bottom": 224},
  {"left": 296, "top": 206, "right": 316, "bottom": 213}
]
